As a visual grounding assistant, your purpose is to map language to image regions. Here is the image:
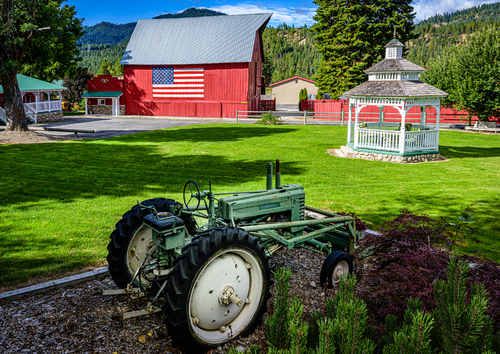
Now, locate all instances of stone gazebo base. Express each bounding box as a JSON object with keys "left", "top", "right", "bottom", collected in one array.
[{"left": 329, "top": 145, "right": 447, "bottom": 164}]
